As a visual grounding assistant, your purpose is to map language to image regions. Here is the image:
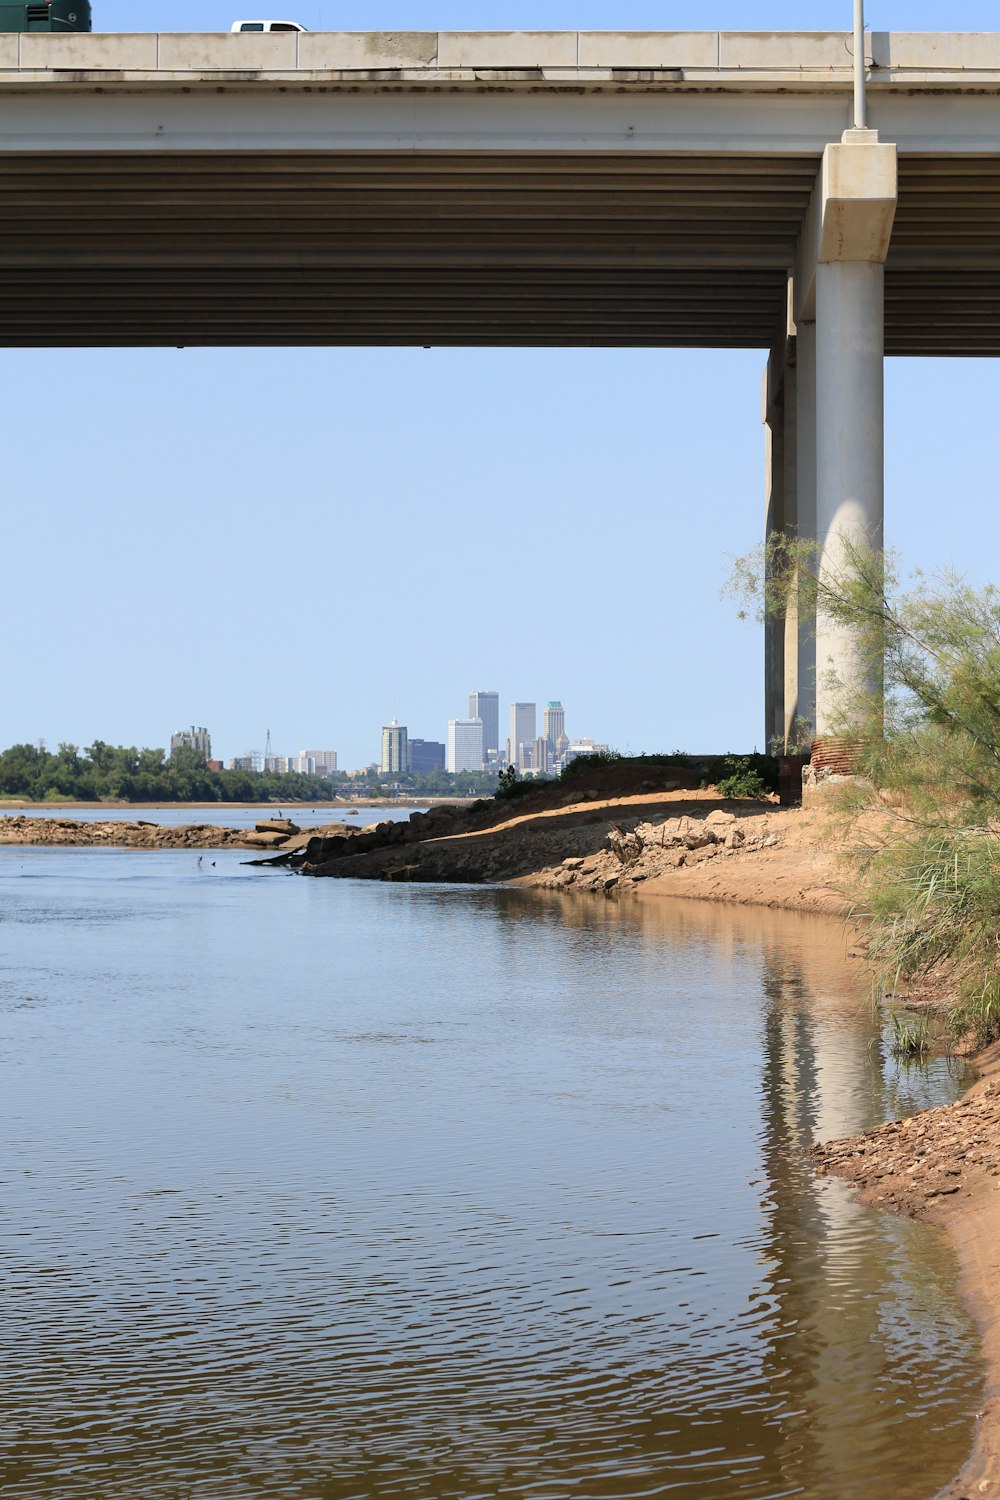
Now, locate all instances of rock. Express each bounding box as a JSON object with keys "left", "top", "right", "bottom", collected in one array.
[
  {"left": 562, "top": 857, "right": 584, "bottom": 870},
  {"left": 683, "top": 831, "right": 716, "bottom": 850},
  {"left": 243, "top": 831, "right": 292, "bottom": 849},
  {"left": 255, "top": 819, "right": 300, "bottom": 836},
  {"left": 705, "top": 809, "right": 737, "bottom": 828}
]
